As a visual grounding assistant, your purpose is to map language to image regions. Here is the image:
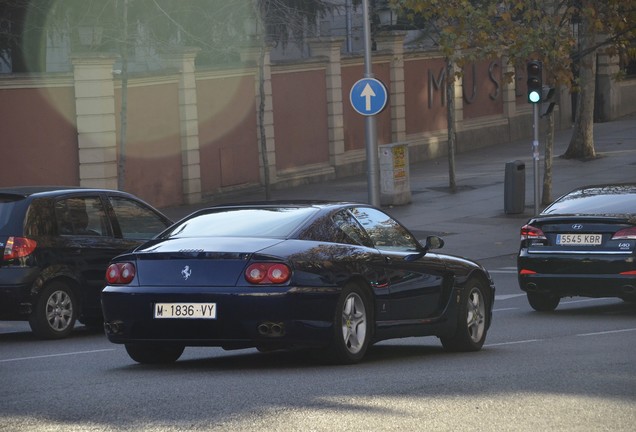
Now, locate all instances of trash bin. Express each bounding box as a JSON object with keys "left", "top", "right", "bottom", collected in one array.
[
  {"left": 378, "top": 143, "right": 411, "bottom": 206},
  {"left": 504, "top": 160, "right": 525, "bottom": 214}
]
